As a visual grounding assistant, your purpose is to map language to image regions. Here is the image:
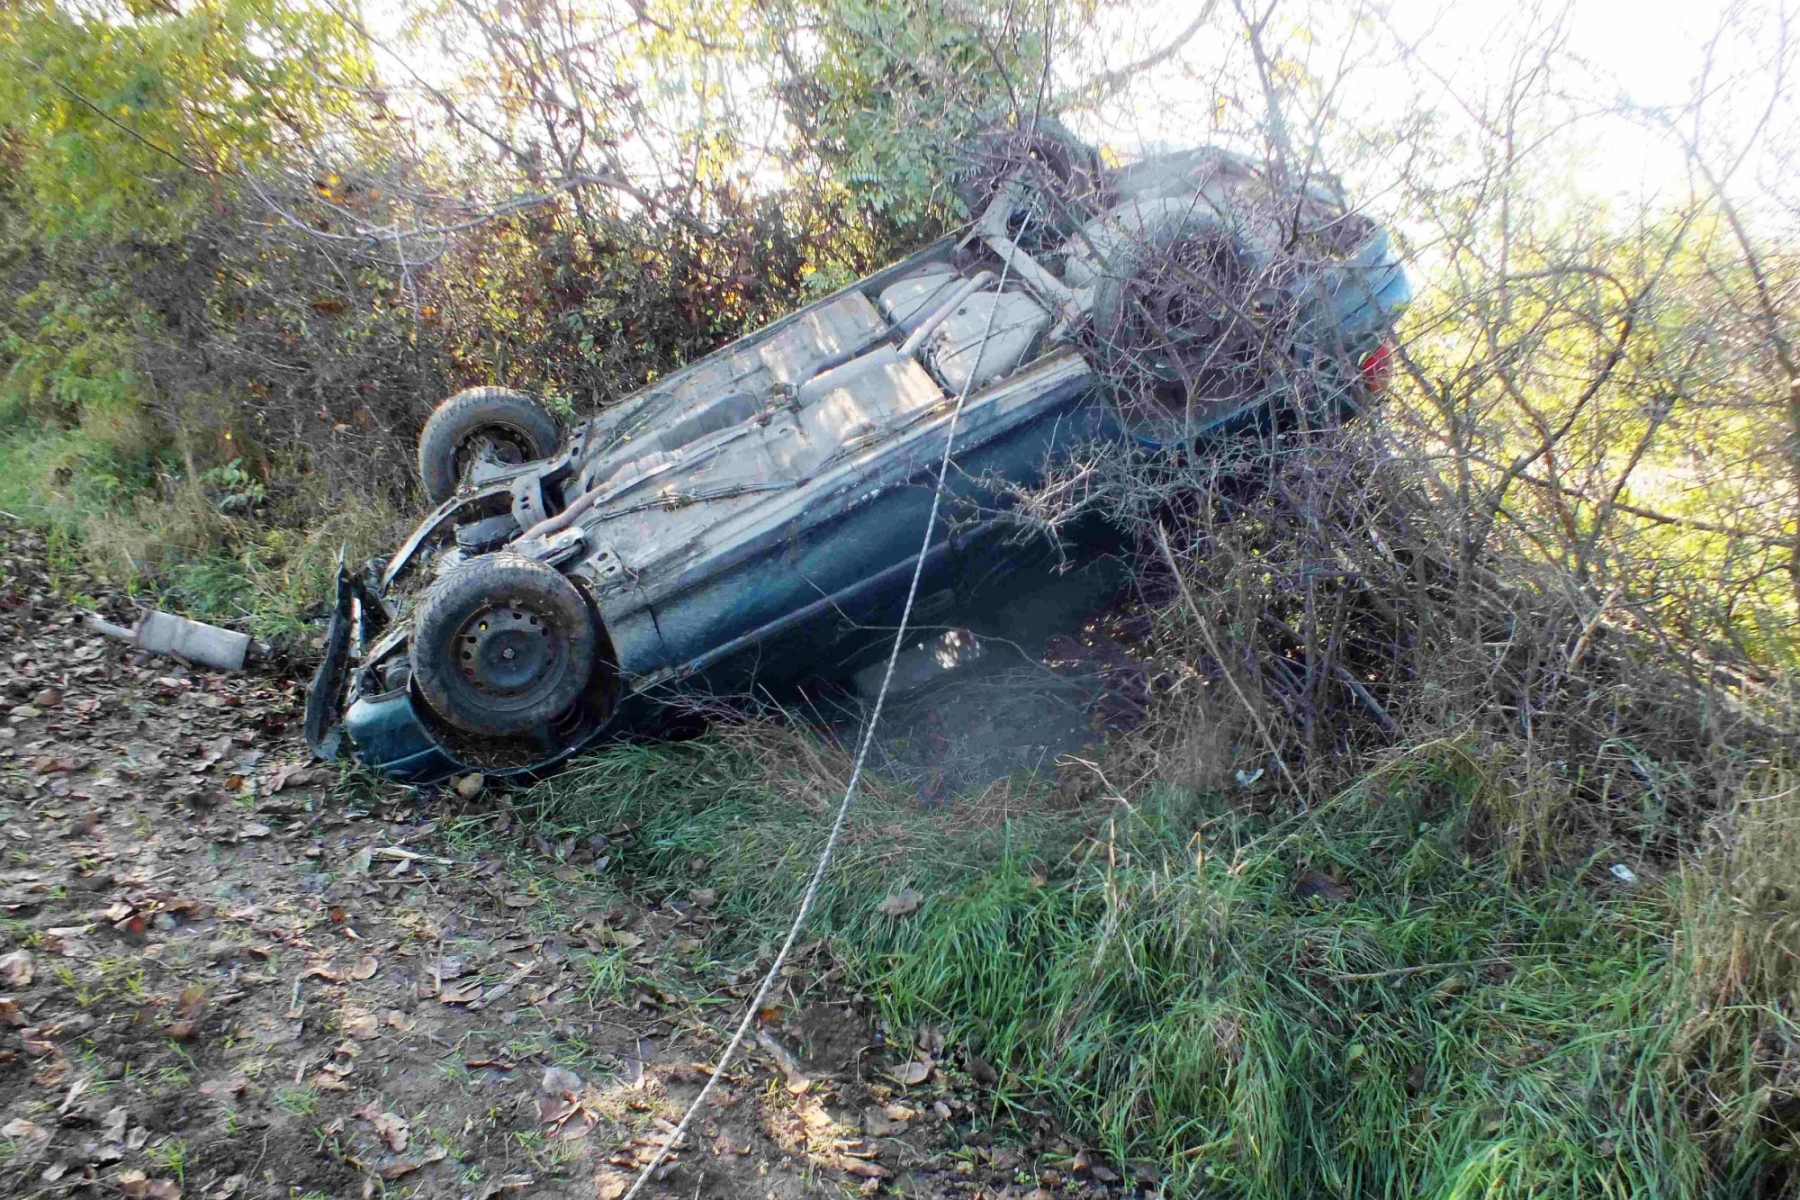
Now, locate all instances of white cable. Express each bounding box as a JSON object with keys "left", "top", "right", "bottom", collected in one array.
[{"left": 621, "top": 250, "right": 1016, "bottom": 1199}]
